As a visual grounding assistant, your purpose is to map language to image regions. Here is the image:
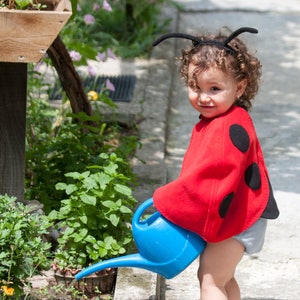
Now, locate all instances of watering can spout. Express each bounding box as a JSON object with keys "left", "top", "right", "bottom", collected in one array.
[
  {"left": 75, "top": 253, "right": 176, "bottom": 280},
  {"left": 75, "top": 198, "right": 206, "bottom": 281}
]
